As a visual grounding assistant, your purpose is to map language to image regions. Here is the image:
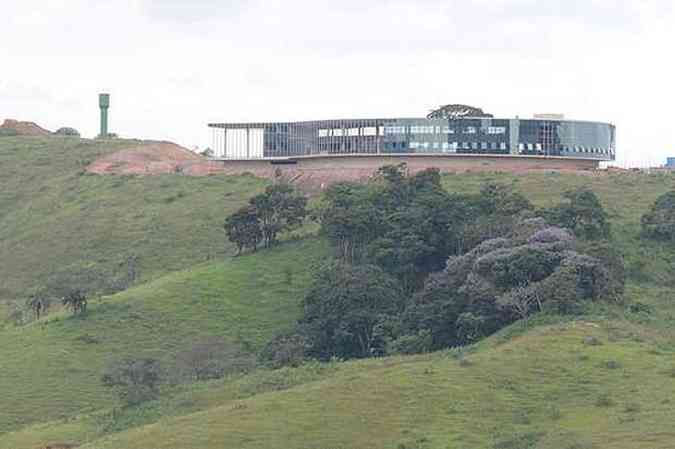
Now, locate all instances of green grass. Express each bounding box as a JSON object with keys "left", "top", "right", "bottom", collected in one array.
[
  {"left": 0, "top": 237, "right": 329, "bottom": 434},
  {"left": 8, "top": 299, "right": 673, "bottom": 449},
  {"left": 2, "top": 140, "right": 675, "bottom": 449},
  {"left": 0, "top": 136, "right": 268, "bottom": 305}
]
